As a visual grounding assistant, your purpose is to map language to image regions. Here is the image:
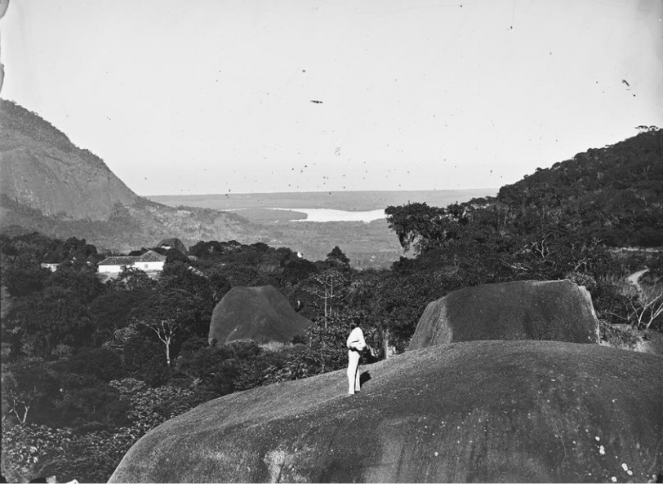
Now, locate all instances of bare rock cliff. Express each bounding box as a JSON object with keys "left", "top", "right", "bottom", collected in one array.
[{"left": 0, "top": 100, "right": 139, "bottom": 220}]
